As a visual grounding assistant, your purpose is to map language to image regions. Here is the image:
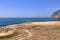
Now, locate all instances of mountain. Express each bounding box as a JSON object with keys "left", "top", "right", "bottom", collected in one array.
[{"left": 51, "top": 10, "right": 60, "bottom": 18}]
